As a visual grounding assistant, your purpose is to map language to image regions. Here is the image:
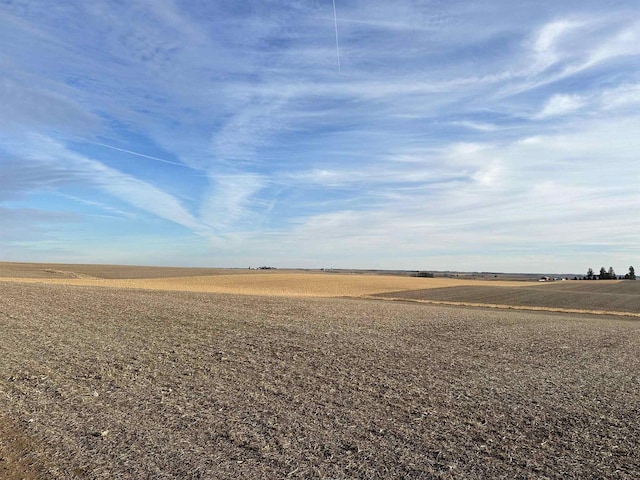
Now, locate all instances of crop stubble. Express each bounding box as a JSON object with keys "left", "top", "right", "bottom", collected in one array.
[
  {"left": 1, "top": 277, "right": 639, "bottom": 479},
  {"left": 2, "top": 265, "right": 637, "bottom": 317},
  {"left": 0, "top": 271, "right": 531, "bottom": 298}
]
